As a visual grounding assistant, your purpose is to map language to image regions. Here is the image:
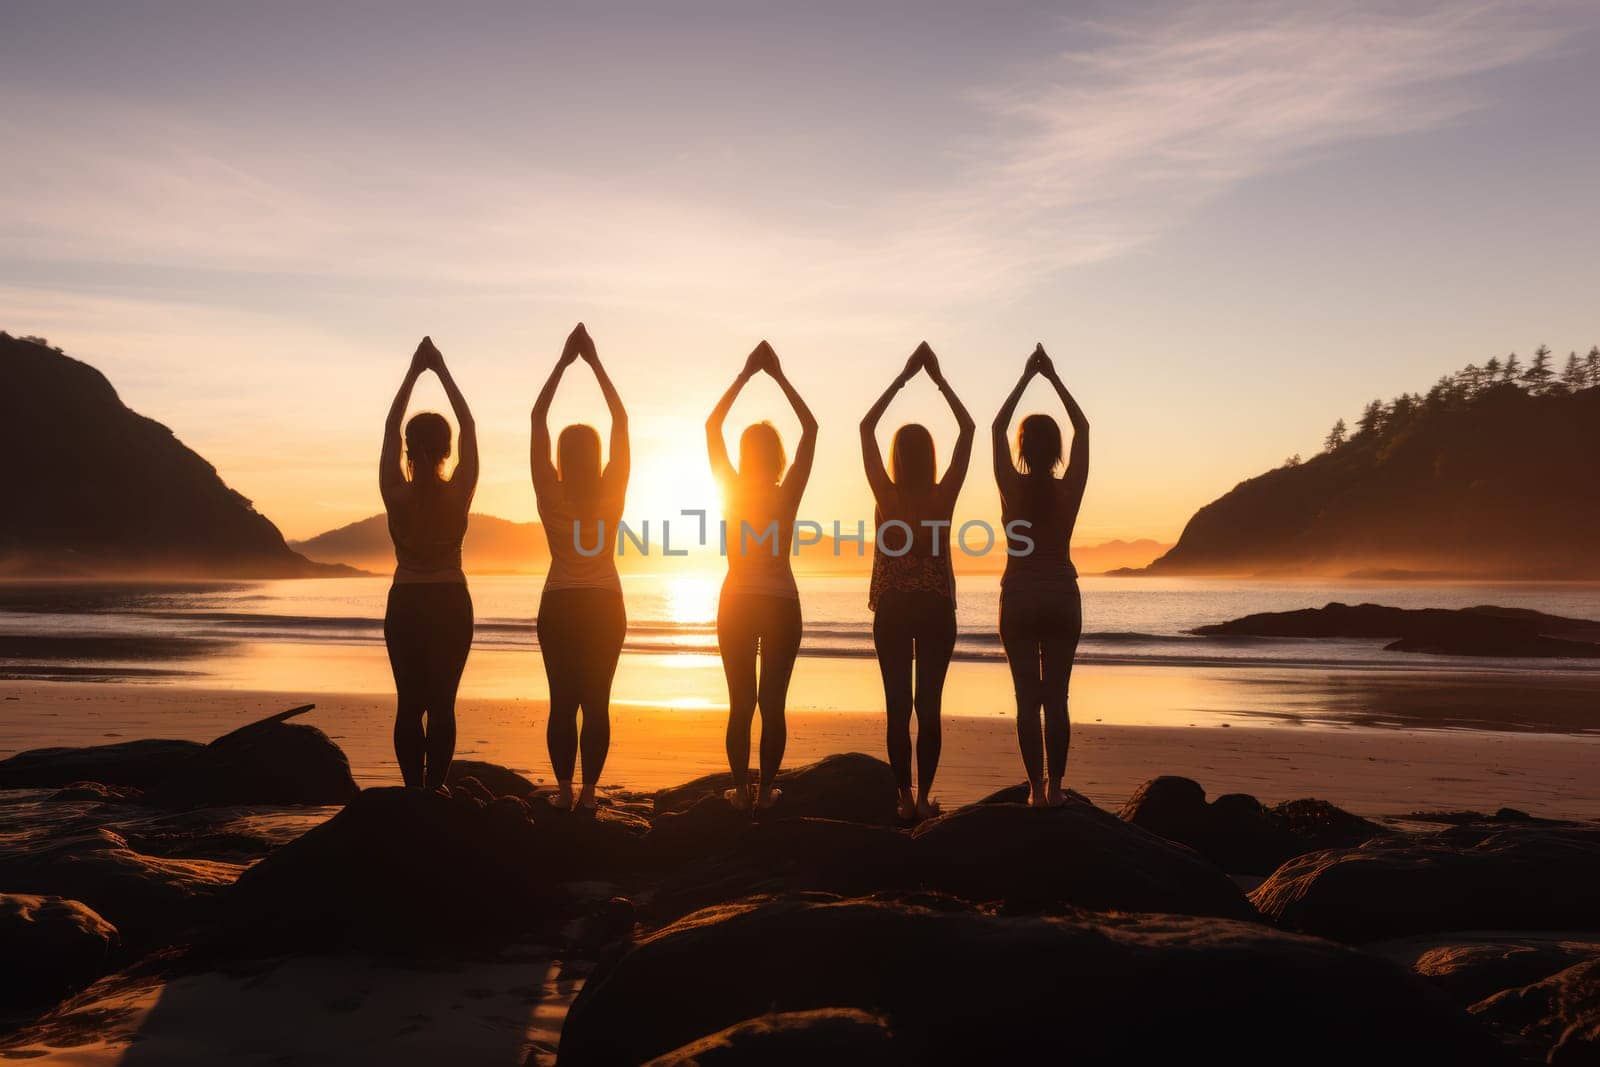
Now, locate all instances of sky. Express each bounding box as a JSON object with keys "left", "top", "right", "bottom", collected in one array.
[{"left": 3, "top": 0, "right": 1598, "bottom": 544}]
